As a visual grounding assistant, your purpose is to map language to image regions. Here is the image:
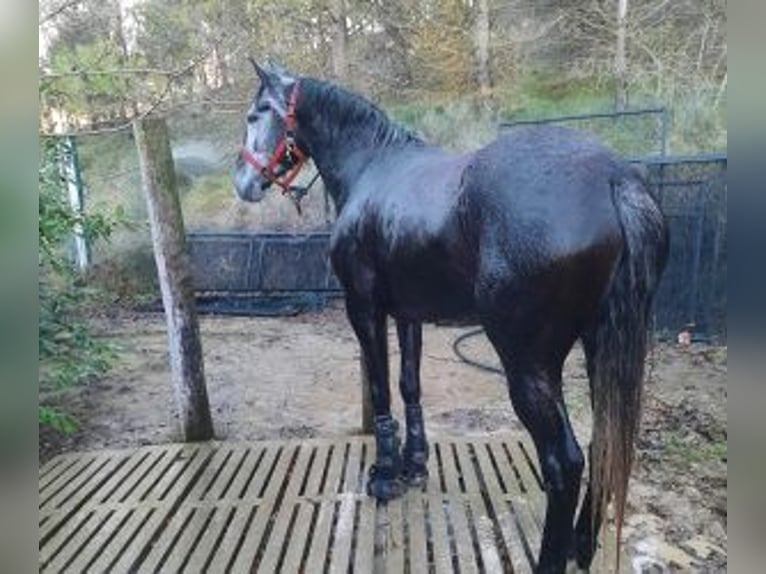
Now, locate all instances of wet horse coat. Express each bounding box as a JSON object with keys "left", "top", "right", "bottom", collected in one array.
[{"left": 233, "top": 64, "right": 669, "bottom": 573}]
